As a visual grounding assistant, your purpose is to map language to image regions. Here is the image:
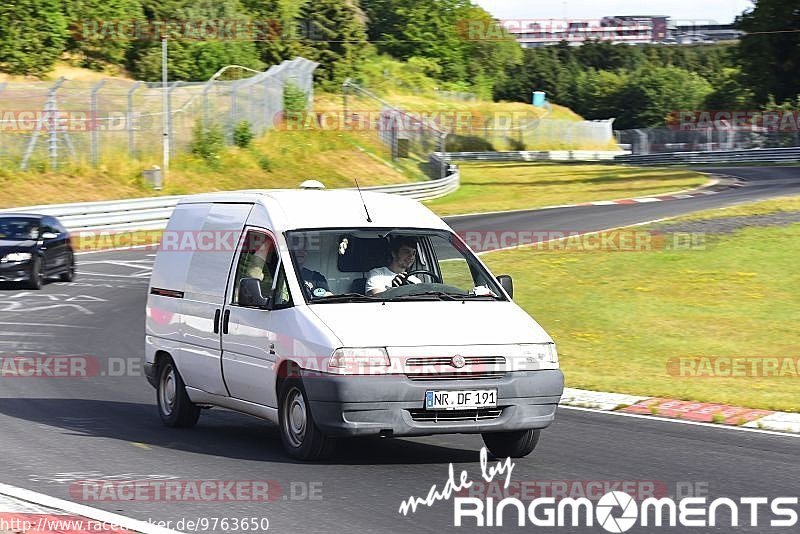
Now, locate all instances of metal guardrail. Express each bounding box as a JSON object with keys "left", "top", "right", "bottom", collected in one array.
[
  {"left": 0, "top": 171, "right": 460, "bottom": 233},
  {"left": 433, "top": 150, "right": 628, "bottom": 164},
  {"left": 614, "top": 147, "right": 800, "bottom": 165}
]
